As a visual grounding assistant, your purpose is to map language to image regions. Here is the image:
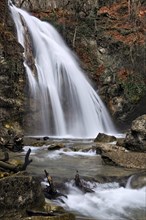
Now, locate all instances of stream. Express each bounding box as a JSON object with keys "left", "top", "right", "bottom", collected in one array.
[{"left": 14, "top": 139, "right": 146, "bottom": 220}]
